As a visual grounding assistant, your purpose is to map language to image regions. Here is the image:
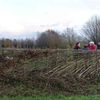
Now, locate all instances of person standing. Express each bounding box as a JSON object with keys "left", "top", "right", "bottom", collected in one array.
[
  {"left": 88, "top": 41, "right": 97, "bottom": 52},
  {"left": 74, "top": 42, "right": 81, "bottom": 50},
  {"left": 97, "top": 40, "right": 100, "bottom": 49}
]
